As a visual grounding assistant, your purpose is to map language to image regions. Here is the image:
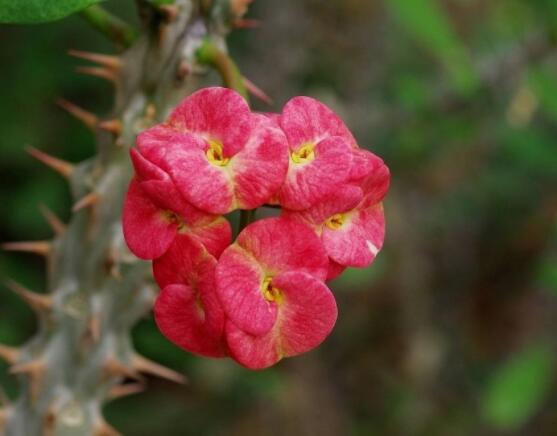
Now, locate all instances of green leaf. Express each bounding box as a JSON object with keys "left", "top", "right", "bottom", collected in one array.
[
  {"left": 482, "top": 344, "right": 555, "bottom": 430},
  {"left": 528, "top": 67, "right": 557, "bottom": 122},
  {"left": 387, "top": 0, "right": 478, "bottom": 94},
  {"left": 0, "top": 0, "right": 104, "bottom": 23}
]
